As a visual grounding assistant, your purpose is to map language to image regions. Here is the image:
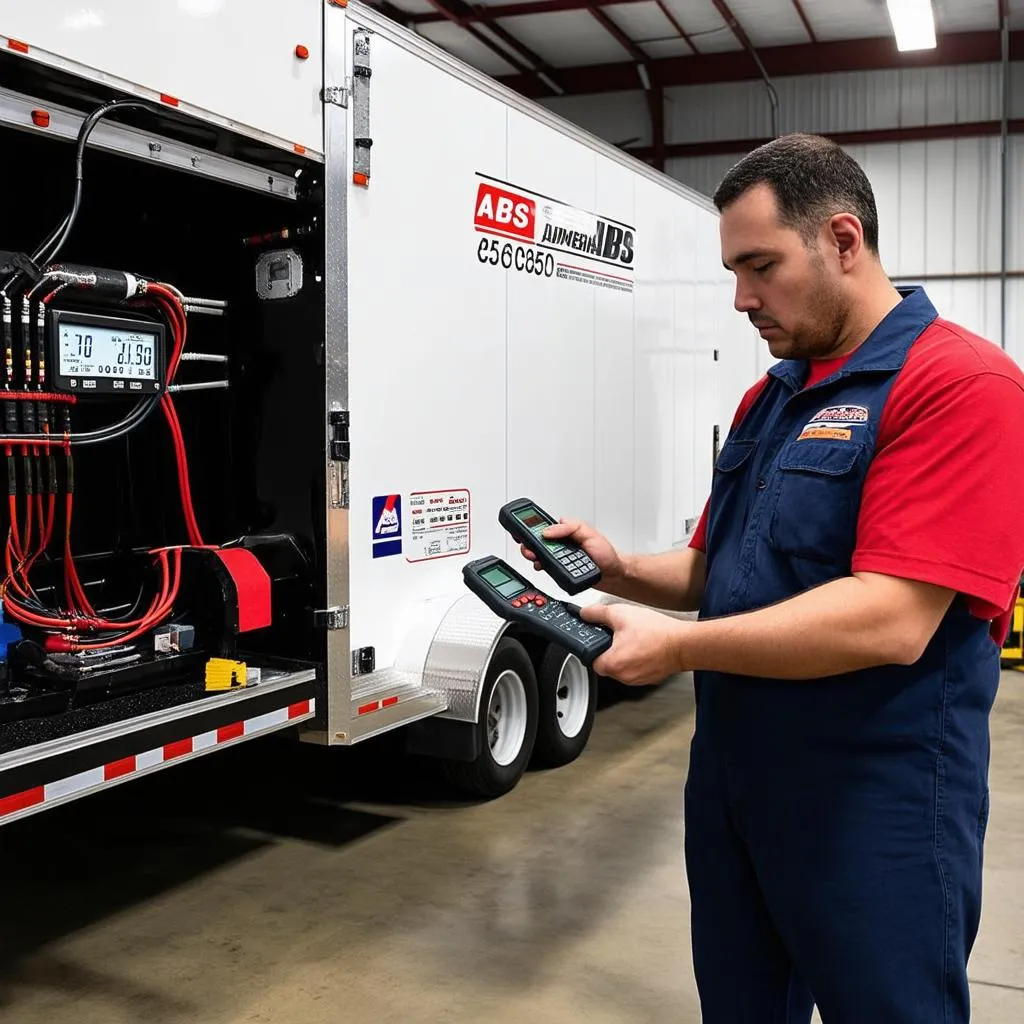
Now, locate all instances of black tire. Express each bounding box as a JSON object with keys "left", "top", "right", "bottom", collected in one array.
[
  {"left": 442, "top": 637, "right": 539, "bottom": 800},
  {"left": 530, "top": 643, "right": 597, "bottom": 769}
]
